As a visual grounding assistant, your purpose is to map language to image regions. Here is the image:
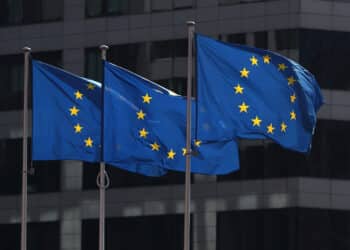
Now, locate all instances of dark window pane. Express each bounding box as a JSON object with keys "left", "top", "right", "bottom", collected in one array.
[
  {"left": 151, "top": 39, "right": 187, "bottom": 61},
  {"left": 0, "top": 0, "right": 23, "bottom": 26},
  {"left": 42, "top": 0, "right": 63, "bottom": 21},
  {"left": 85, "top": 48, "right": 102, "bottom": 81},
  {"left": 0, "top": 222, "right": 60, "bottom": 250},
  {"left": 0, "top": 139, "right": 22, "bottom": 195},
  {"left": 297, "top": 209, "right": 331, "bottom": 250},
  {"left": 218, "top": 208, "right": 350, "bottom": 250},
  {"left": 86, "top": 0, "right": 103, "bottom": 17},
  {"left": 218, "top": 144, "right": 265, "bottom": 181},
  {"left": 82, "top": 215, "right": 186, "bottom": 250},
  {"left": 83, "top": 162, "right": 186, "bottom": 189},
  {"left": 300, "top": 29, "right": 350, "bottom": 90},
  {"left": 254, "top": 31, "right": 268, "bottom": 49},
  {"left": 275, "top": 29, "right": 299, "bottom": 50},
  {"left": 151, "top": 40, "right": 173, "bottom": 60},
  {"left": 109, "top": 43, "right": 148, "bottom": 75},
  {"left": 29, "top": 161, "right": 61, "bottom": 193},
  {"left": 23, "top": 0, "right": 41, "bottom": 24},
  {"left": 227, "top": 33, "right": 246, "bottom": 44},
  {"left": 0, "top": 139, "right": 61, "bottom": 195},
  {"left": 129, "top": 0, "right": 145, "bottom": 14},
  {"left": 151, "top": 0, "right": 172, "bottom": 12},
  {"left": 107, "top": 0, "right": 129, "bottom": 15},
  {"left": 0, "top": 51, "right": 62, "bottom": 111}
]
